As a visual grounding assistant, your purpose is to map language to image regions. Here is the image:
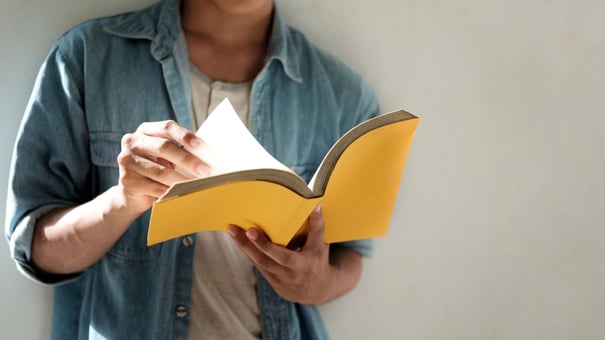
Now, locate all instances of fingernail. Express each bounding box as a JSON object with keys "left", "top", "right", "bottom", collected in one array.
[
  {"left": 196, "top": 165, "right": 210, "bottom": 177},
  {"left": 246, "top": 229, "right": 258, "bottom": 241},
  {"left": 190, "top": 138, "right": 202, "bottom": 148},
  {"left": 227, "top": 226, "right": 237, "bottom": 237},
  {"left": 314, "top": 204, "right": 322, "bottom": 214}
]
